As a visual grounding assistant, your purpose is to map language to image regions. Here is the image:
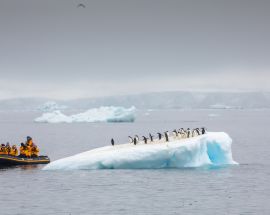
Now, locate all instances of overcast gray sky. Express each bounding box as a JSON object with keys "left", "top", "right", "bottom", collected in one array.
[{"left": 0, "top": 0, "right": 270, "bottom": 99}]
